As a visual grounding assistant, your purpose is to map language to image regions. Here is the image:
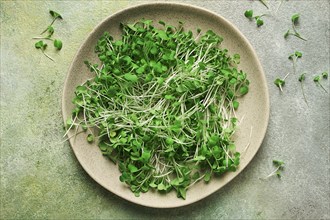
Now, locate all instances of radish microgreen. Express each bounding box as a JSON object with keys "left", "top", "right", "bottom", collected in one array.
[
  {"left": 35, "top": 40, "right": 54, "bottom": 61},
  {"left": 40, "top": 10, "right": 63, "bottom": 35},
  {"left": 33, "top": 10, "right": 63, "bottom": 60},
  {"left": 274, "top": 73, "right": 289, "bottom": 92},
  {"left": 298, "top": 73, "right": 308, "bottom": 105},
  {"left": 289, "top": 51, "right": 302, "bottom": 75},
  {"left": 244, "top": 10, "right": 266, "bottom": 27},
  {"left": 66, "top": 20, "right": 250, "bottom": 199},
  {"left": 263, "top": 160, "right": 285, "bottom": 179},
  {"left": 313, "top": 72, "right": 328, "bottom": 93},
  {"left": 284, "top": 13, "right": 307, "bottom": 41}
]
